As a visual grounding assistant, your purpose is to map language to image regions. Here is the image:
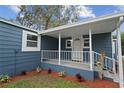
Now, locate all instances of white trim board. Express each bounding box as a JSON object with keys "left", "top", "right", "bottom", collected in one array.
[
  {"left": 39, "top": 12, "right": 124, "bottom": 35},
  {"left": 21, "top": 30, "right": 41, "bottom": 52}
]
